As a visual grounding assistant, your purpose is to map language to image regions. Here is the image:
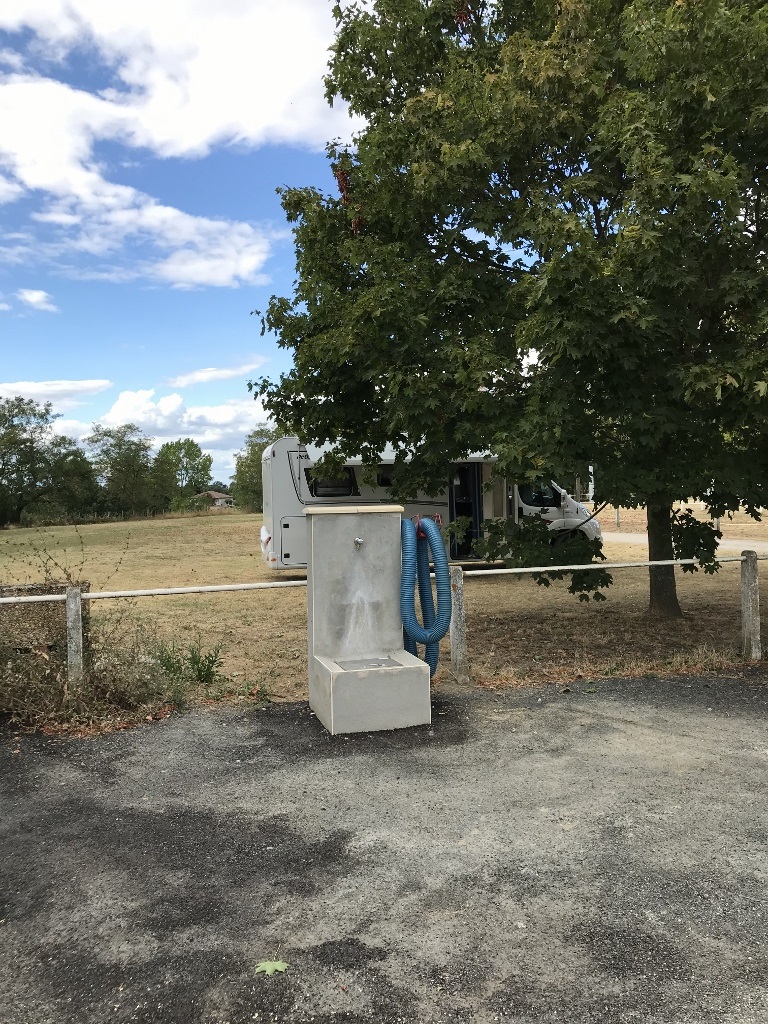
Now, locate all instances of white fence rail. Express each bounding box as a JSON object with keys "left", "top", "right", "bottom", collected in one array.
[
  {"left": 0, "top": 579, "right": 307, "bottom": 605},
  {"left": 1, "top": 553, "right": 763, "bottom": 688}
]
